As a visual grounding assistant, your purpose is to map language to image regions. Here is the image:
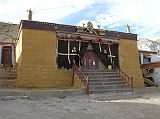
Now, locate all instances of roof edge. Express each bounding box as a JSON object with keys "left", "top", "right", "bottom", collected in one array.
[{"left": 19, "top": 20, "right": 137, "bottom": 40}]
